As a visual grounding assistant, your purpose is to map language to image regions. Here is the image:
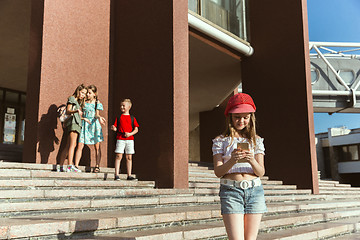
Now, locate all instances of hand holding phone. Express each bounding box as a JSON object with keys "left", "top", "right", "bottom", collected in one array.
[
  {"left": 235, "top": 143, "right": 250, "bottom": 163},
  {"left": 237, "top": 142, "right": 250, "bottom": 151}
]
